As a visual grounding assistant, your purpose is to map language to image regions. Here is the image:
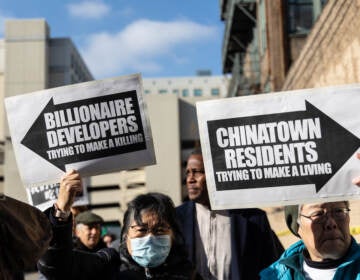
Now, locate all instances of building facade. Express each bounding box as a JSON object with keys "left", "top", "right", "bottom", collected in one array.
[
  {"left": 143, "top": 74, "right": 229, "bottom": 99},
  {"left": 282, "top": 0, "right": 360, "bottom": 90},
  {"left": 220, "top": 0, "right": 328, "bottom": 96}
]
